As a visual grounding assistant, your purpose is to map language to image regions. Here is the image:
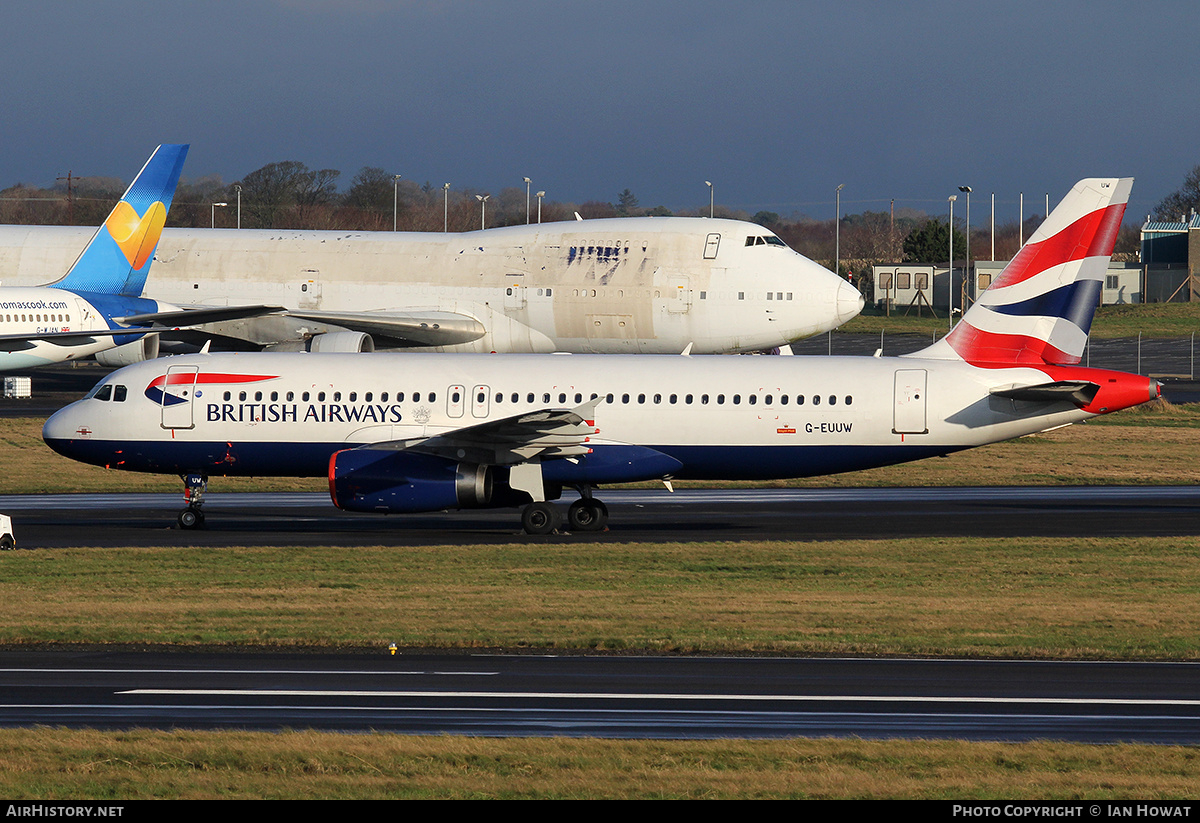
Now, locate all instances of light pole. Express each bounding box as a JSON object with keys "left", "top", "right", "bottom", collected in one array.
[
  {"left": 234, "top": 185, "right": 241, "bottom": 229},
  {"left": 210, "top": 202, "right": 227, "bottom": 228},
  {"left": 524, "top": 177, "right": 531, "bottom": 224},
  {"left": 959, "top": 185, "right": 971, "bottom": 305},
  {"left": 536, "top": 191, "right": 545, "bottom": 224},
  {"left": 835, "top": 183, "right": 845, "bottom": 277},
  {"left": 948, "top": 195, "right": 957, "bottom": 329},
  {"left": 1019, "top": 192, "right": 1024, "bottom": 247},
  {"left": 476, "top": 194, "right": 489, "bottom": 230},
  {"left": 443, "top": 183, "right": 450, "bottom": 232},
  {"left": 990, "top": 191, "right": 995, "bottom": 262},
  {"left": 393, "top": 174, "right": 402, "bottom": 232},
  {"left": 705, "top": 181, "right": 713, "bottom": 218}
]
